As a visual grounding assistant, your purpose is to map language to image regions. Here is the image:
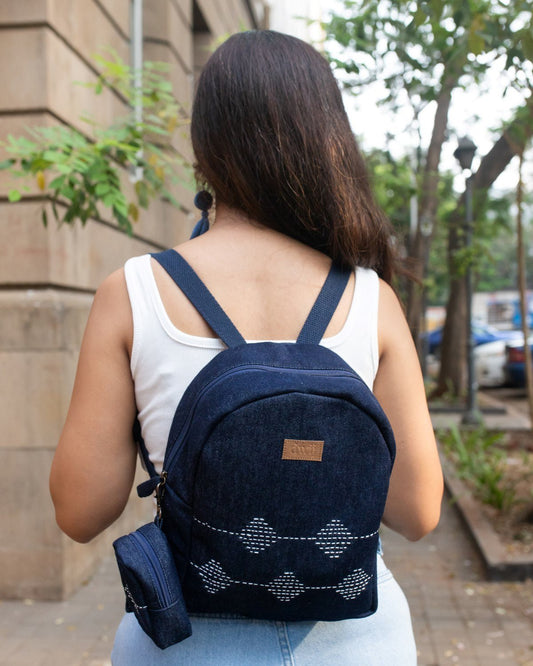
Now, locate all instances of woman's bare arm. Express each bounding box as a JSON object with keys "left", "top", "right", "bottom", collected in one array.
[
  {"left": 49, "top": 269, "right": 138, "bottom": 543},
  {"left": 374, "top": 280, "right": 443, "bottom": 541}
]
